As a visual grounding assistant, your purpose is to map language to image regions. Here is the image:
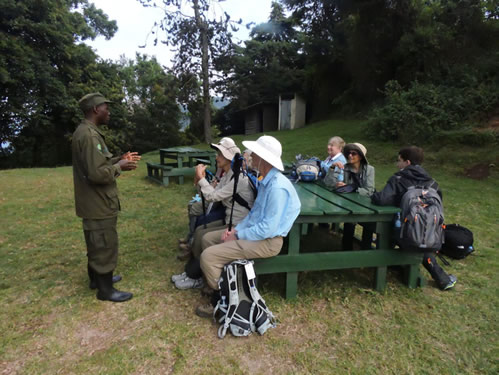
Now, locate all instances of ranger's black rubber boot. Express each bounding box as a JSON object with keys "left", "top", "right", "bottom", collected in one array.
[
  {"left": 88, "top": 264, "right": 122, "bottom": 289},
  {"left": 95, "top": 272, "right": 133, "bottom": 302}
]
